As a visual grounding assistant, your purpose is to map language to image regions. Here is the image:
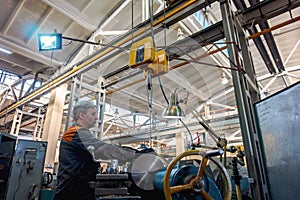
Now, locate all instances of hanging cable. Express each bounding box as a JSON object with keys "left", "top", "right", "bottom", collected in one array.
[
  {"left": 131, "top": 0, "right": 134, "bottom": 44},
  {"left": 158, "top": 76, "right": 168, "bottom": 104},
  {"left": 163, "top": 0, "right": 167, "bottom": 48},
  {"left": 148, "top": 0, "right": 155, "bottom": 44},
  {"left": 146, "top": 71, "right": 153, "bottom": 108},
  {"left": 50, "top": 50, "right": 54, "bottom": 68},
  {"left": 146, "top": 70, "right": 153, "bottom": 148}
]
